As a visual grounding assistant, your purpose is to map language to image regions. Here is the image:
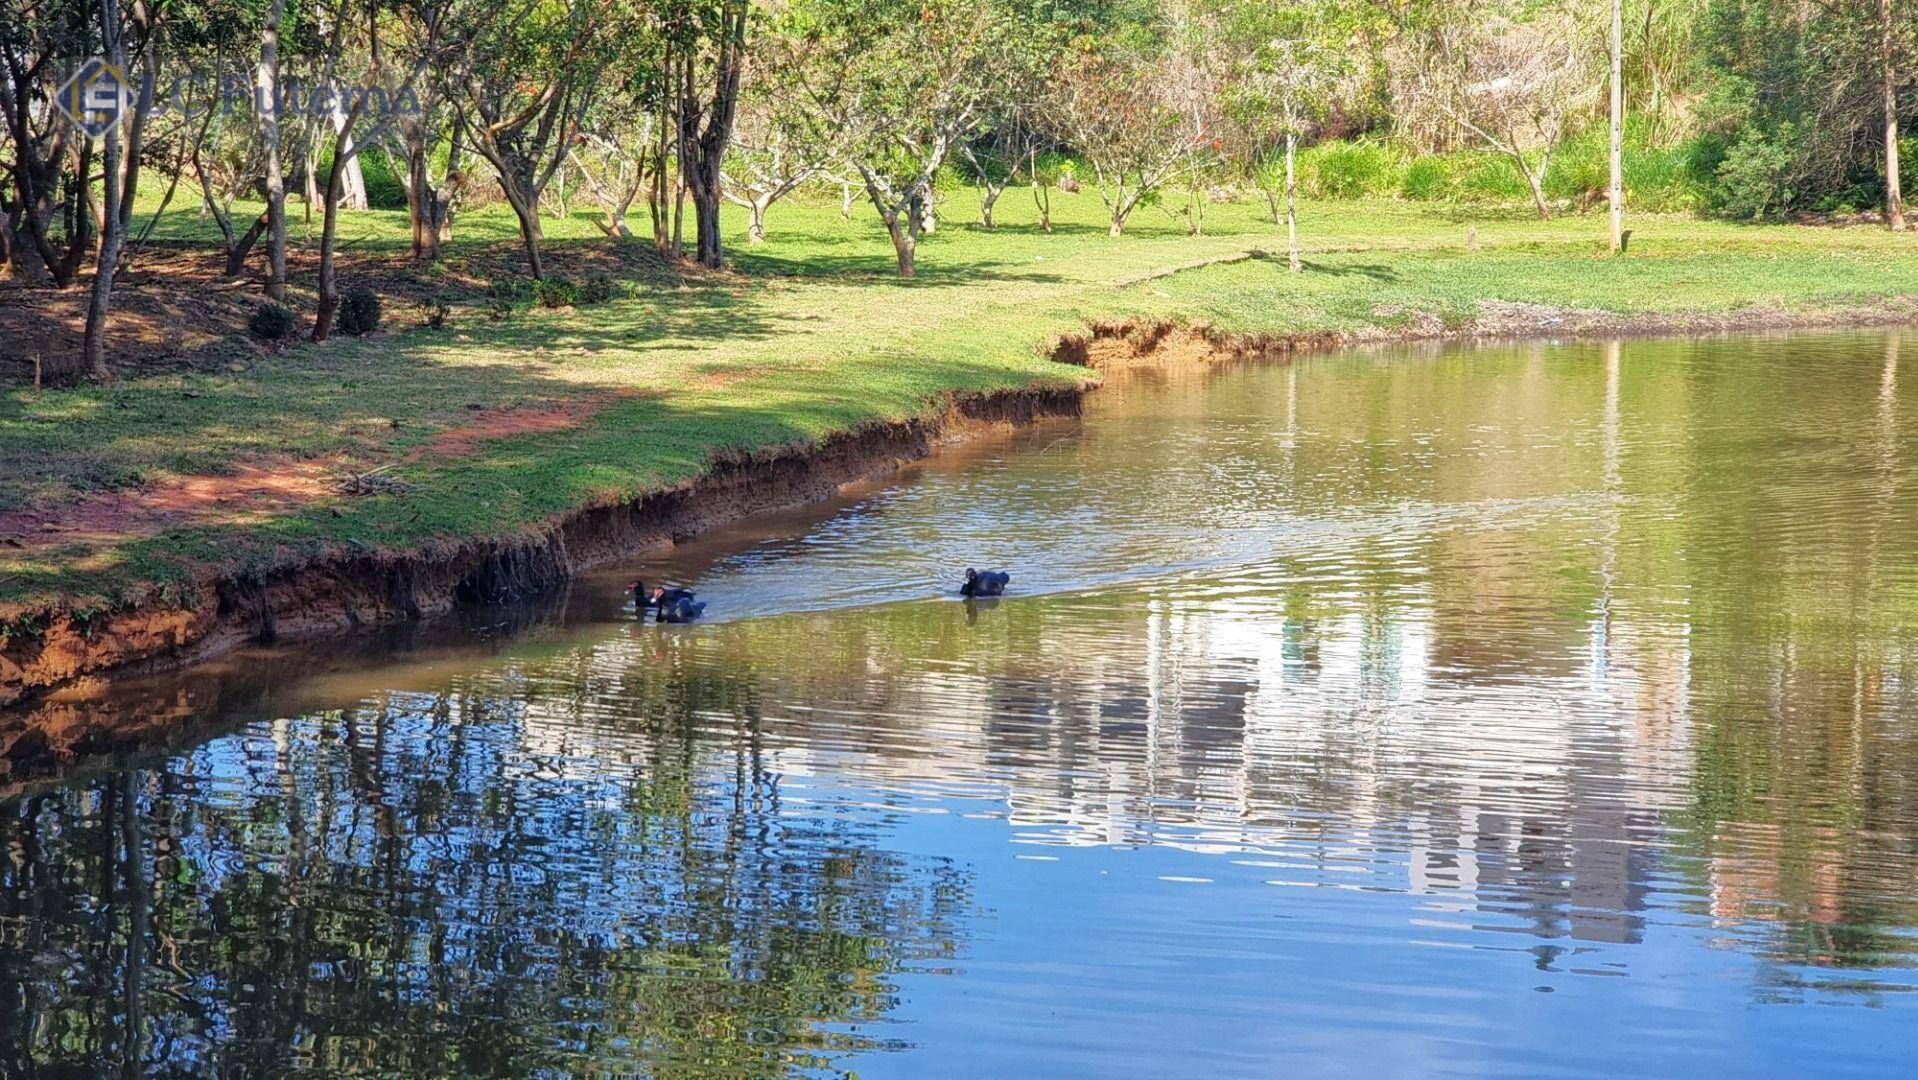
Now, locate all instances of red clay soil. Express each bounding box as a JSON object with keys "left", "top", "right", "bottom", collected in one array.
[
  {"left": 0, "top": 384, "right": 1089, "bottom": 752},
  {"left": 0, "top": 397, "right": 631, "bottom": 567}
]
